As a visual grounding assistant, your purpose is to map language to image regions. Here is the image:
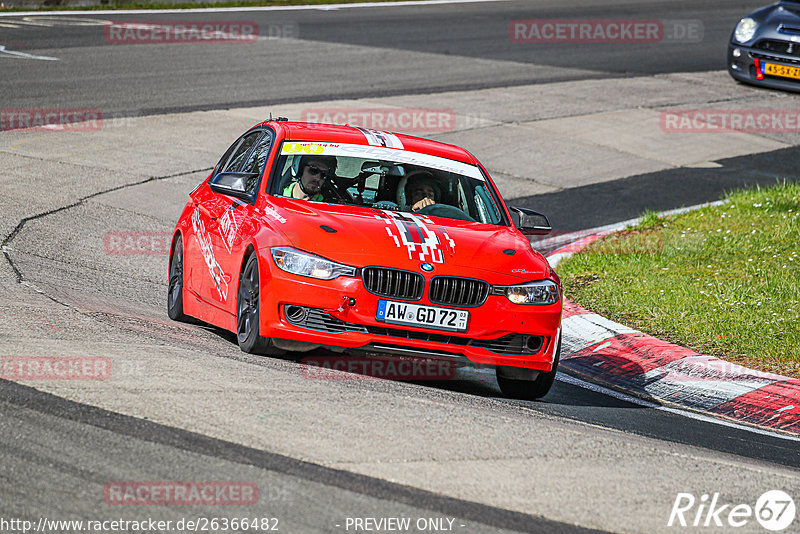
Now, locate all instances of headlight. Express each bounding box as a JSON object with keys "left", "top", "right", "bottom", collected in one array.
[
  {"left": 271, "top": 247, "right": 356, "bottom": 280},
  {"left": 492, "top": 280, "right": 559, "bottom": 305},
  {"left": 734, "top": 17, "right": 757, "bottom": 43}
]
